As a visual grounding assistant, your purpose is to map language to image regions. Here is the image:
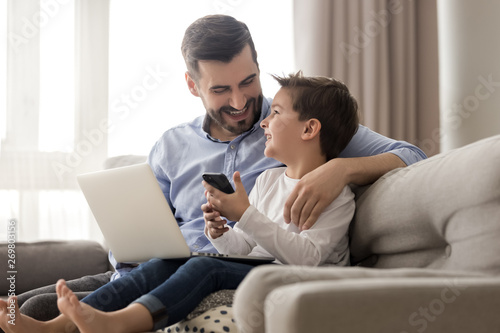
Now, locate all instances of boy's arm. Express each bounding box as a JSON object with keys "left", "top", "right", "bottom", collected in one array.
[
  {"left": 285, "top": 125, "right": 427, "bottom": 230},
  {"left": 205, "top": 223, "right": 256, "bottom": 255},
  {"left": 239, "top": 186, "right": 355, "bottom": 266}
]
